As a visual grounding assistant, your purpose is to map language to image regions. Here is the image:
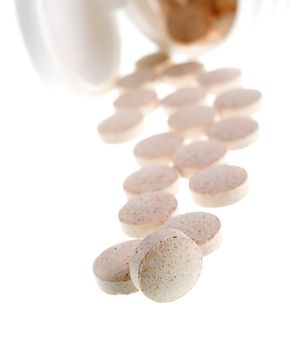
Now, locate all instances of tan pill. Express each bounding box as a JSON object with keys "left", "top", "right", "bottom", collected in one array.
[
  {"left": 207, "top": 116, "right": 259, "bottom": 150},
  {"left": 93, "top": 240, "right": 140, "bottom": 295},
  {"left": 136, "top": 52, "right": 169, "bottom": 72},
  {"left": 117, "top": 69, "right": 157, "bottom": 91},
  {"left": 162, "top": 87, "right": 207, "bottom": 112},
  {"left": 130, "top": 228, "right": 203, "bottom": 303},
  {"left": 173, "top": 139, "right": 227, "bottom": 178},
  {"left": 161, "top": 212, "right": 221, "bottom": 256},
  {"left": 166, "top": 4, "right": 212, "bottom": 44},
  {"left": 198, "top": 68, "right": 242, "bottom": 94},
  {"left": 214, "top": 88, "right": 262, "bottom": 117},
  {"left": 97, "top": 111, "right": 144, "bottom": 144},
  {"left": 189, "top": 164, "right": 248, "bottom": 207},
  {"left": 163, "top": 62, "right": 204, "bottom": 85},
  {"left": 123, "top": 165, "right": 180, "bottom": 198},
  {"left": 114, "top": 88, "right": 158, "bottom": 114},
  {"left": 118, "top": 192, "right": 178, "bottom": 239},
  {"left": 168, "top": 105, "right": 216, "bottom": 139},
  {"left": 215, "top": 0, "right": 237, "bottom": 13},
  {"left": 134, "top": 132, "right": 184, "bottom": 166}
]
